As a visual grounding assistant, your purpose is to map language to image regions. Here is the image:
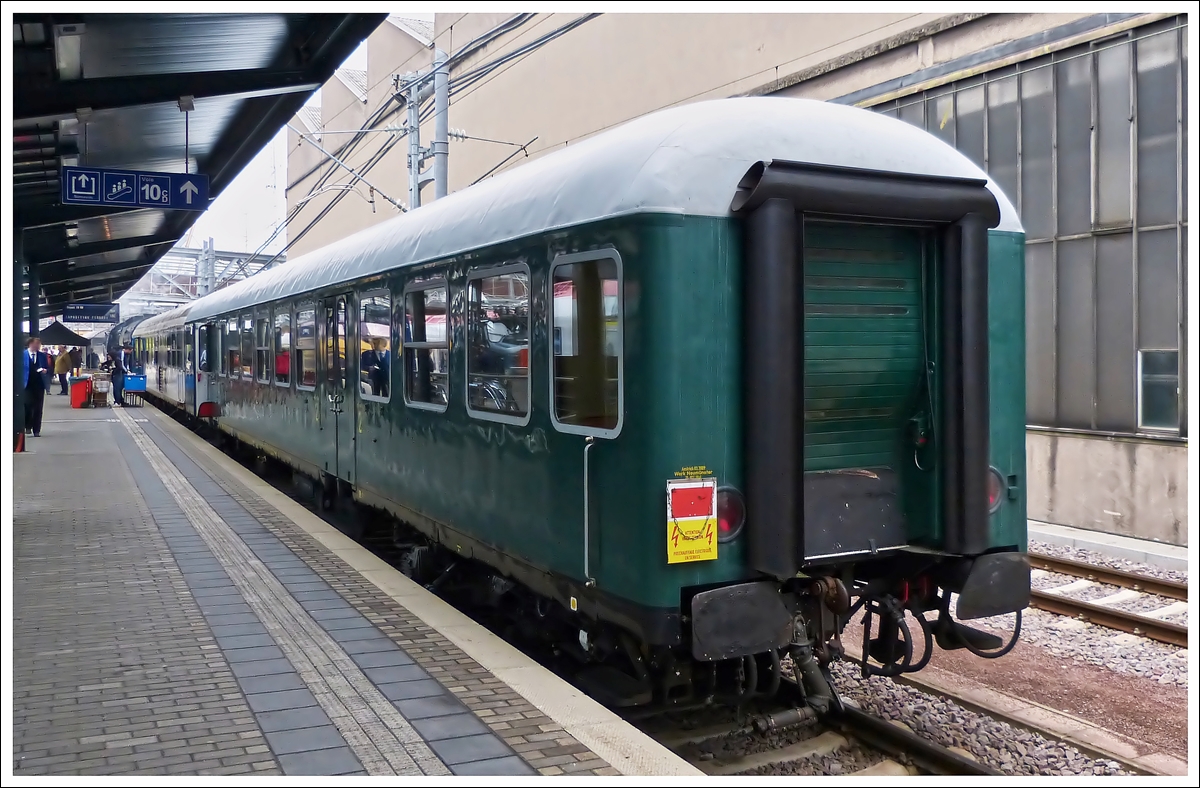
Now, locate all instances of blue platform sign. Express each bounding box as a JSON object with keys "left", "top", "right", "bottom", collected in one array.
[
  {"left": 62, "top": 166, "right": 209, "bottom": 211},
  {"left": 64, "top": 303, "right": 121, "bottom": 323}
]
